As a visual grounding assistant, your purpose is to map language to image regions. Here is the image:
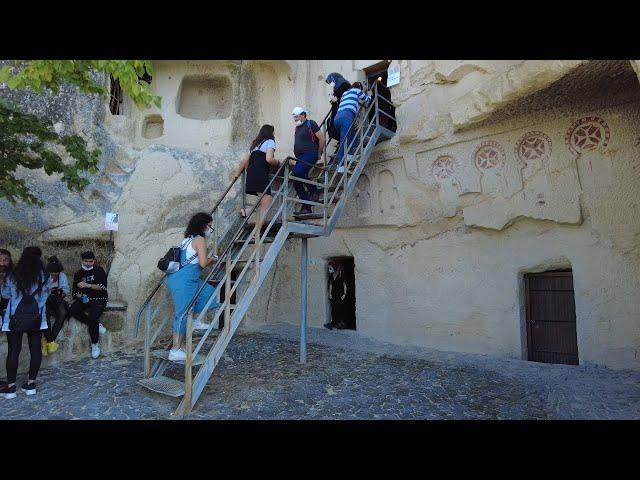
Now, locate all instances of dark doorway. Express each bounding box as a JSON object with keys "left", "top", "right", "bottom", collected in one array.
[
  {"left": 327, "top": 256, "right": 356, "bottom": 330},
  {"left": 525, "top": 270, "right": 578, "bottom": 365},
  {"left": 364, "top": 61, "right": 397, "bottom": 134}
]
